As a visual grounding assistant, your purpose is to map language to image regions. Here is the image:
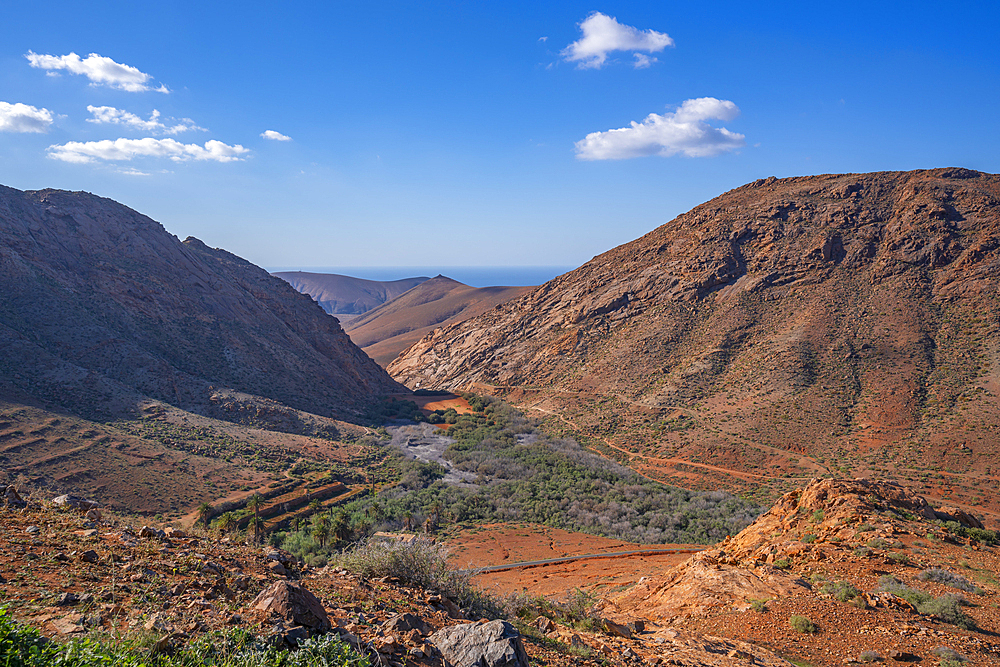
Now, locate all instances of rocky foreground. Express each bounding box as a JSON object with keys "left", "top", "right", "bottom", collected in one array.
[{"left": 1, "top": 478, "right": 998, "bottom": 666}]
